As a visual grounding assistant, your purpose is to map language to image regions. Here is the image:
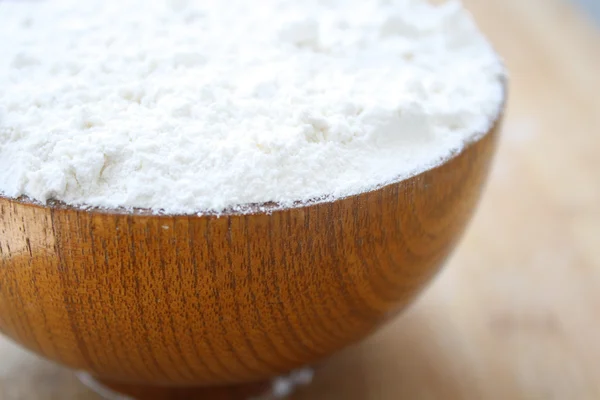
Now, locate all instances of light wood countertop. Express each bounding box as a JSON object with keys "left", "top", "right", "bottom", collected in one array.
[{"left": 1, "top": 0, "right": 599, "bottom": 398}]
